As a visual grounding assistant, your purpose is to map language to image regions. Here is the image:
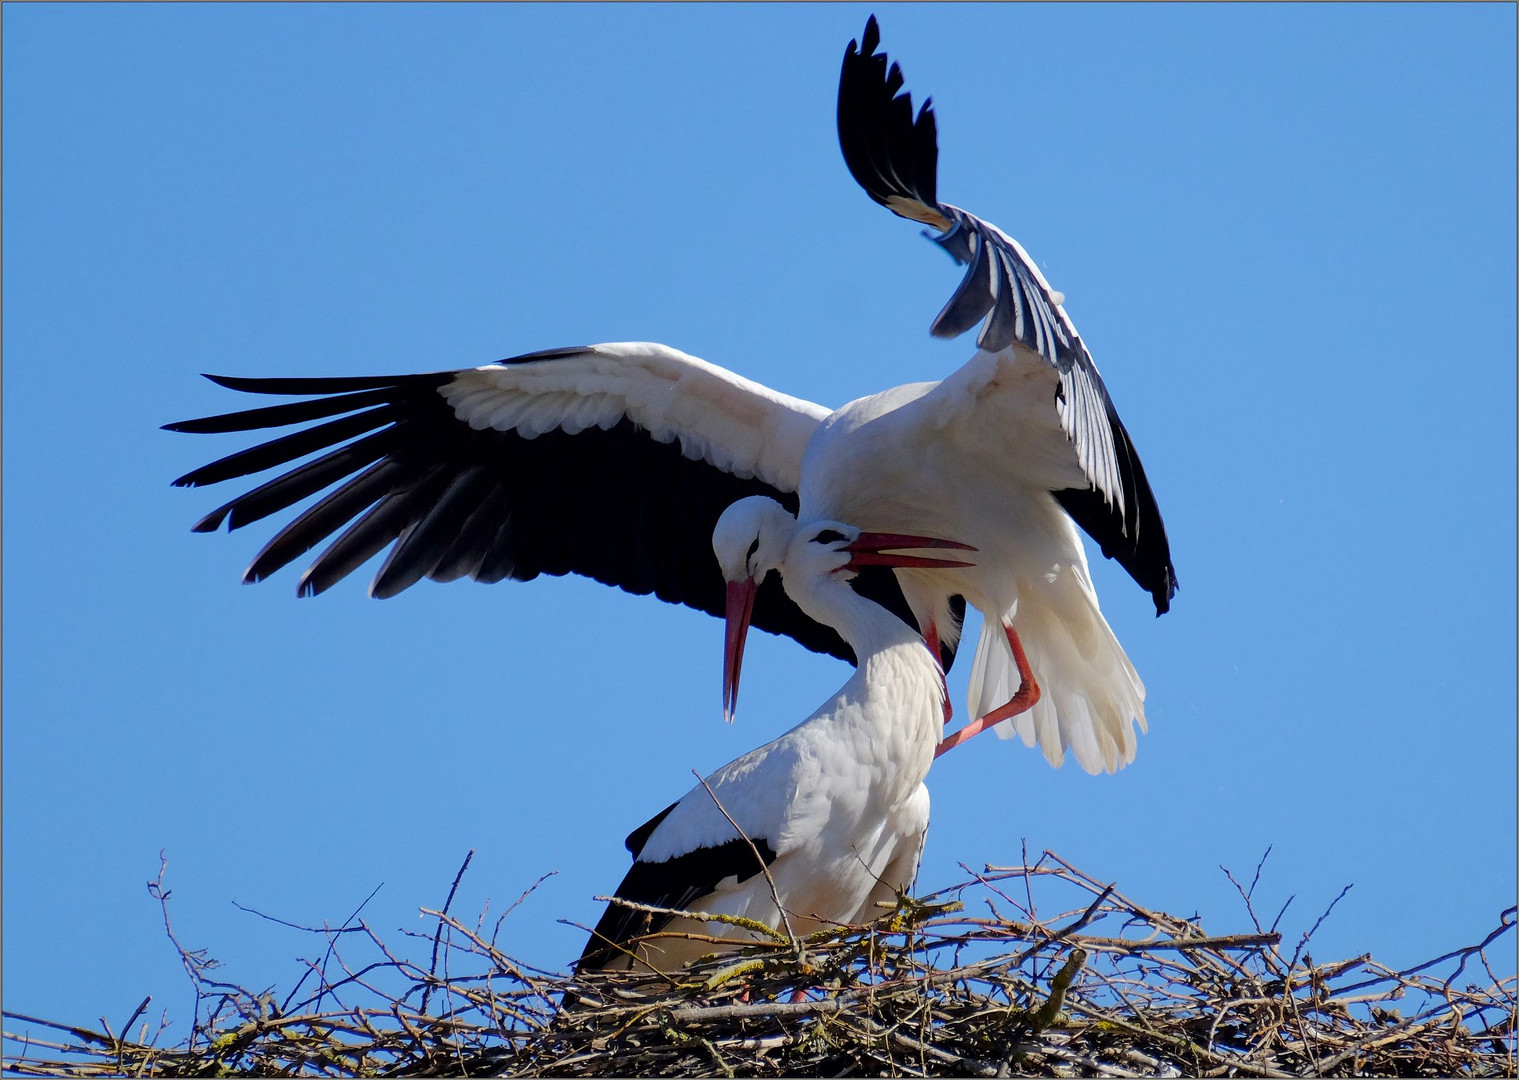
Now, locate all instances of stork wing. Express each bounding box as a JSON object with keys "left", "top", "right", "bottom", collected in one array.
[
  {"left": 578, "top": 796, "right": 777, "bottom": 971},
  {"left": 838, "top": 17, "right": 1177, "bottom": 614},
  {"left": 166, "top": 341, "right": 863, "bottom": 657}
]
